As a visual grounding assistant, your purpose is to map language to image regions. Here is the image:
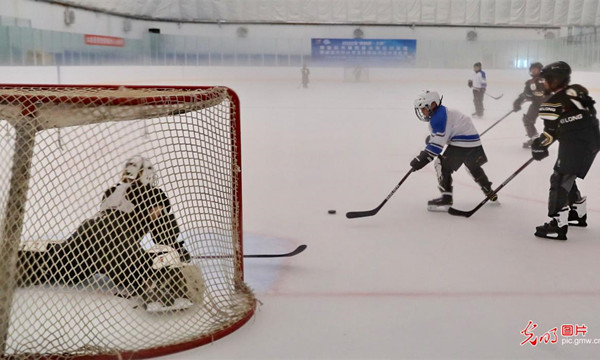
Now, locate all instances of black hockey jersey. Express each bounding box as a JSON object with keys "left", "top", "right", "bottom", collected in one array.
[
  {"left": 538, "top": 84, "right": 598, "bottom": 139},
  {"left": 539, "top": 84, "right": 600, "bottom": 177},
  {"left": 100, "top": 181, "right": 180, "bottom": 247},
  {"left": 514, "top": 75, "right": 547, "bottom": 106}
]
